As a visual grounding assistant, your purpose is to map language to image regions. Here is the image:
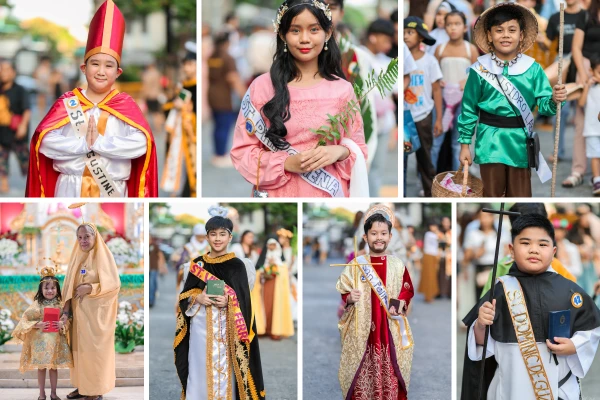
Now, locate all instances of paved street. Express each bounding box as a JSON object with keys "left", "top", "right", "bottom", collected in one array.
[
  {"left": 201, "top": 121, "right": 399, "bottom": 197},
  {"left": 405, "top": 123, "right": 592, "bottom": 198},
  {"left": 303, "top": 258, "right": 451, "bottom": 400},
  {"left": 456, "top": 315, "right": 600, "bottom": 399},
  {"left": 149, "top": 270, "right": 297, "bottom": 399}
]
